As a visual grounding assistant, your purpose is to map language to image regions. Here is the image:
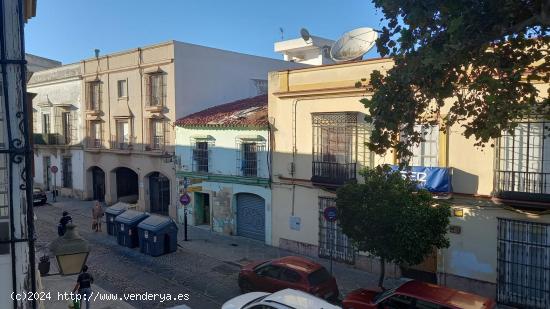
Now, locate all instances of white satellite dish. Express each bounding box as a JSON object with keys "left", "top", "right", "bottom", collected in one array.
[
  {"left": 330, "top": 27, "right": 378, "bottom": 62},
  {"left": 300, "top": 28, "right": 311, "bottom": 42}
]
